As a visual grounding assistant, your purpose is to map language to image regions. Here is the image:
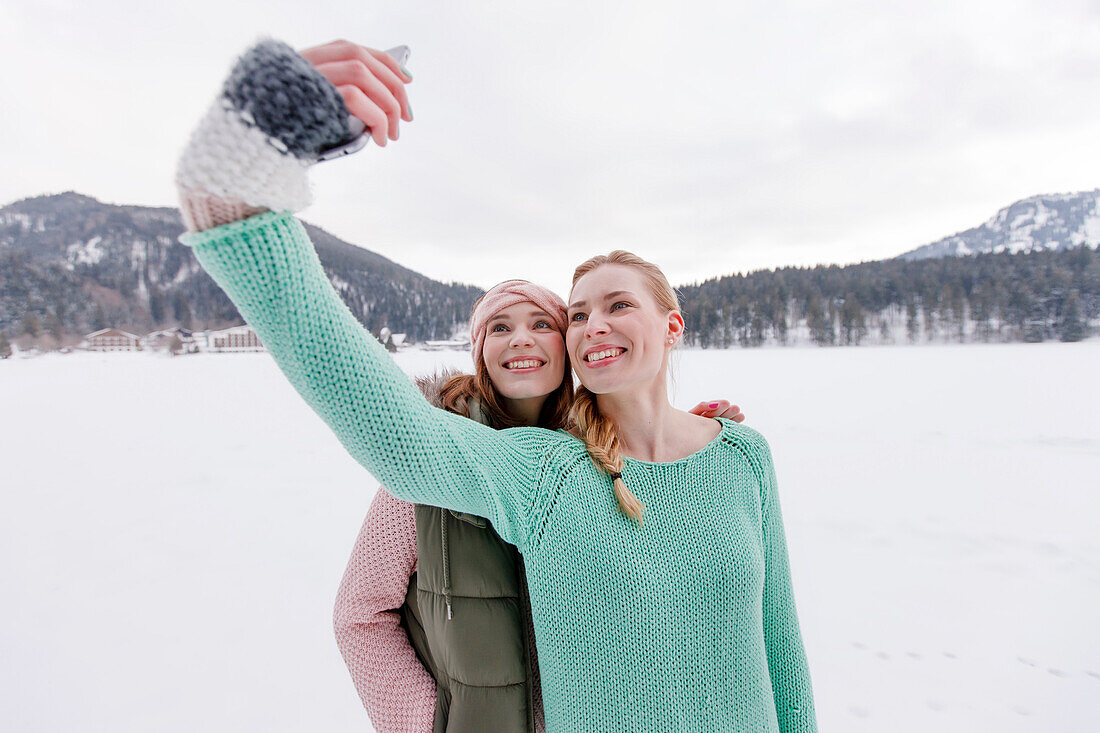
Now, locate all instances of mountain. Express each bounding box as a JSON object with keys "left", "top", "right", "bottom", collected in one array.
[
  {"left": 3, "top": 189, "right": 1097, "bottom": 352},
  {"left": 674, "top": 189, "right": 1100, "bottom": 347},
  {"left": 897, "top": 189, "right": 1100, "bottom": 261},
  {"left": 0, "top": 192, "right": 482, "bottom": 342}
]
